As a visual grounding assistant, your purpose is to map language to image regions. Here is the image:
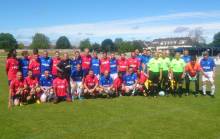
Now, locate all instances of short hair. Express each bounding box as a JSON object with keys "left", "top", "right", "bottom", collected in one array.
[{"left": 191, "top": 56, "right": 197, "bottom": 61}]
